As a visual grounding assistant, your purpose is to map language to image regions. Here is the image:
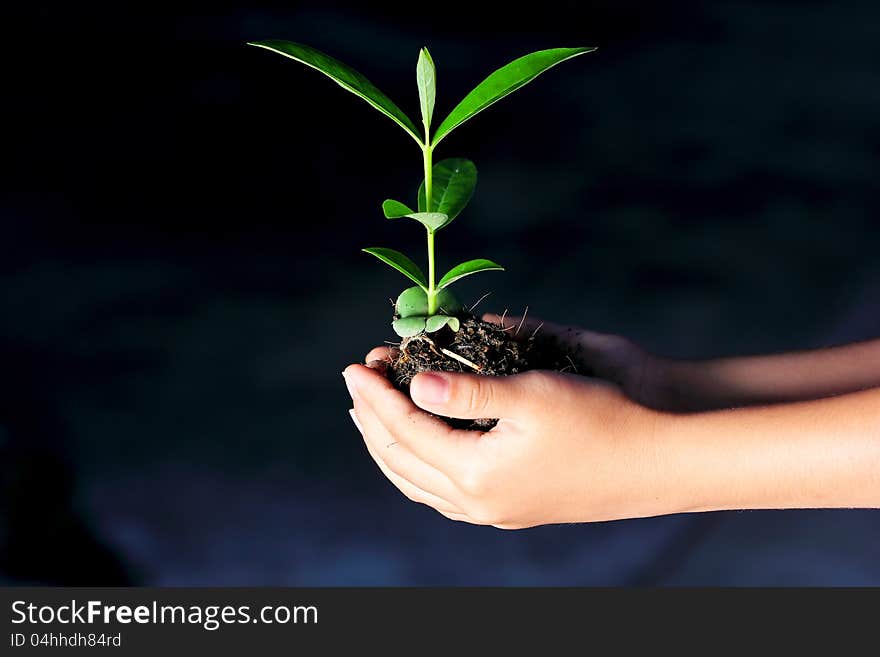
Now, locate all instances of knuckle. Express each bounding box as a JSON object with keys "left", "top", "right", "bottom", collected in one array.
[
  {"left": 463, "top": 377, "right": 494, "bottom": 414},
  {"left": 457, "top": 466, "right": 509, "bottom": 526},
  {"left": 516, "top": 370, "right": 553, "bottom": 399}
]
